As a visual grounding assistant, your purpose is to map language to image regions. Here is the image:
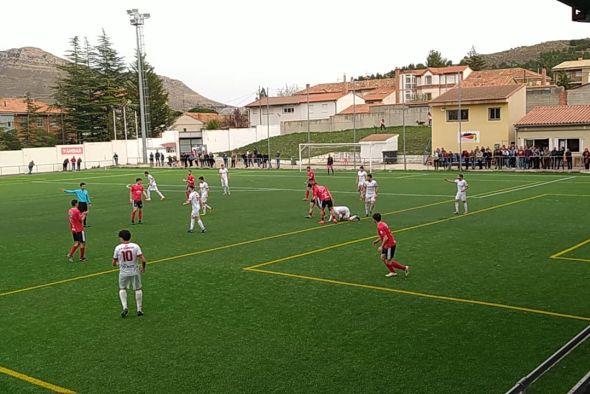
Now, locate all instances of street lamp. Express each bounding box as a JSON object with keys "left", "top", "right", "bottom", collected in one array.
[{"left": 127, "top": 8, "right": 150, "bottom": 164}]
